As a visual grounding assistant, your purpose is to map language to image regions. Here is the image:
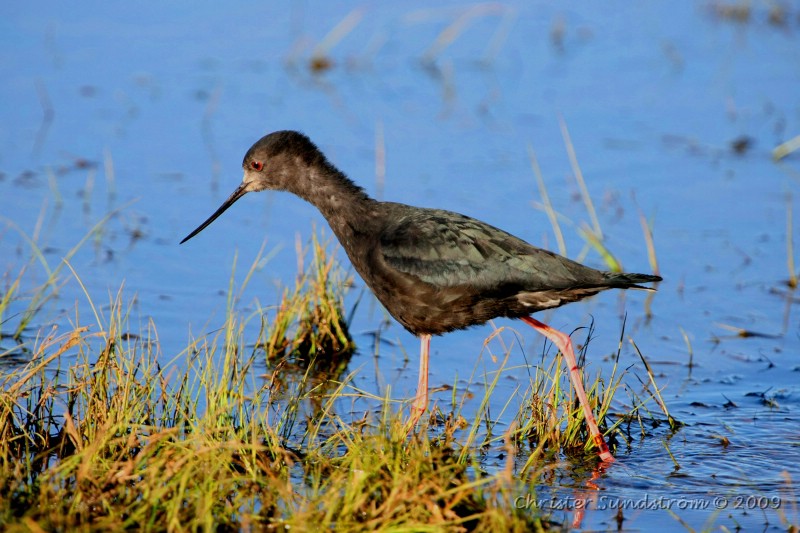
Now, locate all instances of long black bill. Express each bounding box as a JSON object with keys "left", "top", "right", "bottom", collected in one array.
[{"left": 180, "top": 182, "right": 249, "bottom": 244}]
